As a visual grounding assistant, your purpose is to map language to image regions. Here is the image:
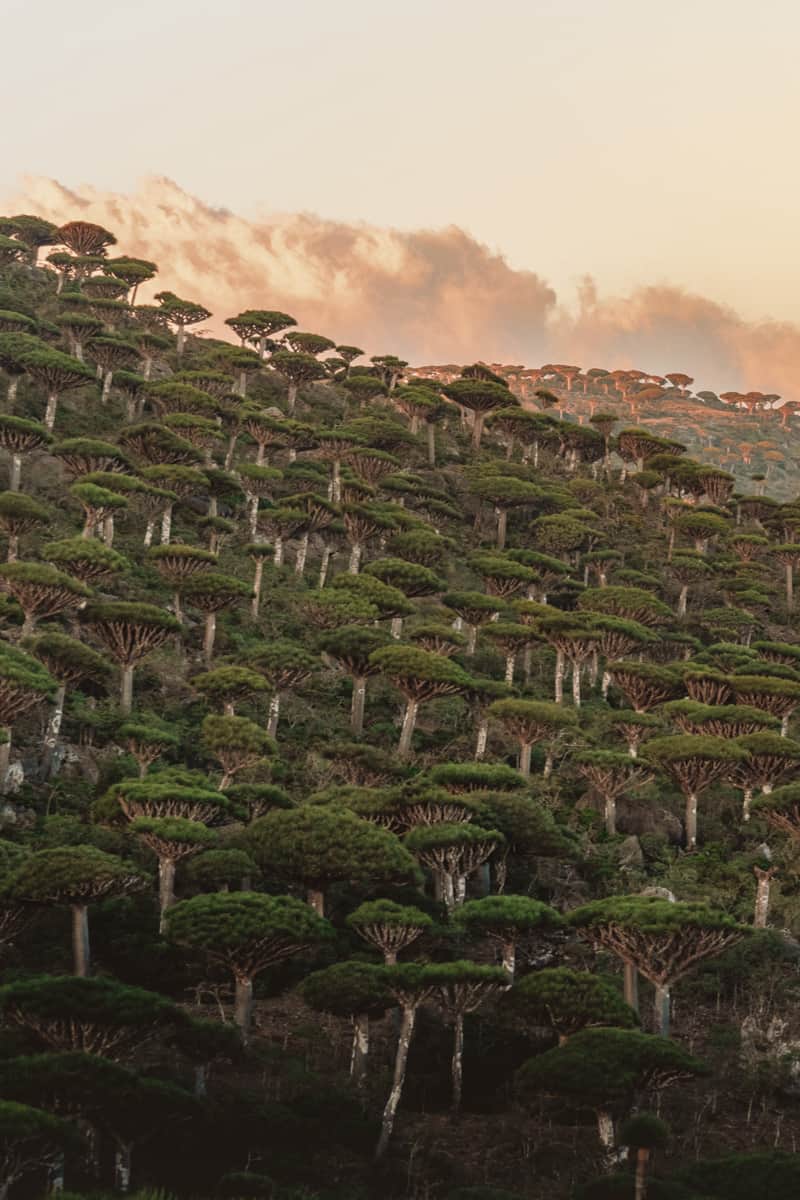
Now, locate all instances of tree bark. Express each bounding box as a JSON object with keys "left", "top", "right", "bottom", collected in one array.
[
  {"left": 307, "top": 888, "right": 325, "bottom": 916},
  {"left": 518, "top": 741, "right": 533, "bottom": 777},
  {"left": 685, "top": 791, "right": 698, "bottom": 850},
  {"left": 466, "top": 624, "right": 478, "bottom": 655},
  {"left": 351, "top": 675, "right": 367, "bottom": 735},
  {"left": 114, "top": 1144, "right": 132, "bottom": 1193},
  {"left": 318, "top": 545, "right": 332, "bottom": 588},
  {"left": 9, "top": 455, "right": 21, "bottom": 492},
  {"left": 0, "top": 733, "right": 10, "bottom": 795},
  {"left": 390, "top": 616, "right": 403, "bottom": 640},
  {"left": 351, "top": 1014, "right": 369, "bottom": 1089},
  {"left": 604, "top": 794, "right": 616, "bottom": 836},
  {"left": 397, "top": 697, "right": 419, "bottom": 758},
  {"left": 287, "top": 382, "right": 298, "bottom": 413},
  {"left": 596, "top": 1110, "right": 616, "bottom": 1169},
  {"left": 267, "top": 692, "right": 281, "bottom": 739},
  {"left": 158, "top": 857, "right": 176, "bottom": 933},
  {"left": 635, "top": 1146, "right": 651, "bottom": 1200},
  {"left": 654, "top": 983, "right": 671, "bottom": 1037},
  {"left": 44, "top": 391, "right": 58, "bottom": 430},
  {"left": 787, "top": 563, "right": 794, "bottom": 611},
  {"left": 295, "top": 532, "right": 309, "bottom": 576},
  {"left": 496, "top": 508, "right": 507, "bottom": 550},
  {"left": 474, "top": 717, "right": 488, "bottom": 760},
  {"left": 251, "top": 558, "right": 264, "bottom": 619},
  {"left": 754, "top": 866, "right": 774, "bottom": 928},
  {"left": 376, "top": 1004, "right": 416, "bottom": 1158},
  {"left": 501, "top": 939, "right": 515, "bottom": 981},
  {"left": 623, "top": 961, "right": 639, "bottom": 1015},
  {"left": 120, "top": 664, "right": 134, "bottom": 714},
  {"left": 572, "top": 659, "right": 582, "bottom": 707},
  {"left": 677, "top": 585, "right": 688, "bottom": 617},
  {"left": 504, "top": 652, "right": 515, "bottom": 685},
  {"left": 451, "top": 1012, "right": 465, "bottom": 1112},
  {"left": 71, "top": 903, "right": 90, "bottom": 977},
  {"left": 554, "top": 649, "right": 565, "bottom": 704},
  {"left": 41, "top": 683, "right": 66, "bottom": 781},
  {"left": 203, "top": 612, "right": 216, "bottom": 663},
  {"left": 161, "top": 503, "right": 173, "bottom": 545},
  {"left": 427, "top": 422, "right": 436, "bottom": 467},
  {"left": 348, "top": 543, "right": 362, "bottom": 574},
  {"left": 234, "top": 974, "right": 254, "bottom": 1042}
]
